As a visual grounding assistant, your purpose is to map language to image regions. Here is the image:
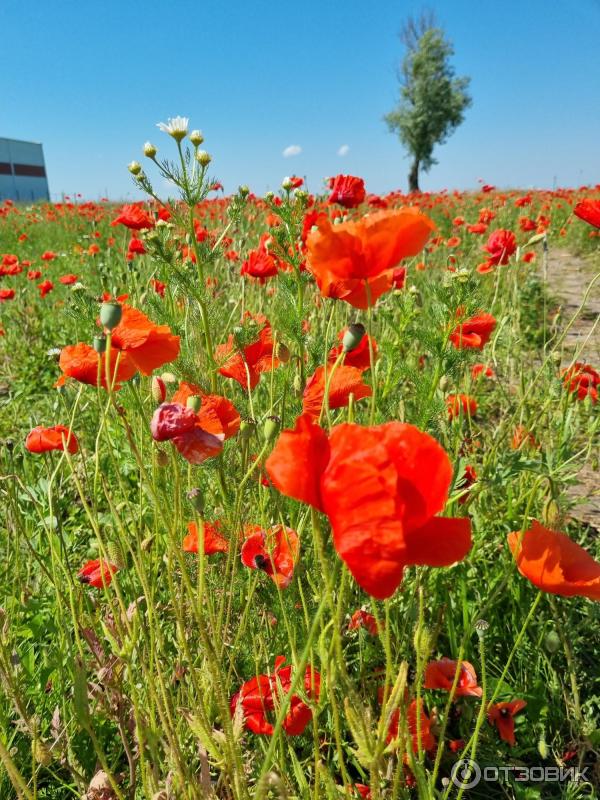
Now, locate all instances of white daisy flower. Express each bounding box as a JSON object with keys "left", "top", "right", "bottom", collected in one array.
[{"left": 156, "top": 116, "right": 189, "bottom": 141}]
